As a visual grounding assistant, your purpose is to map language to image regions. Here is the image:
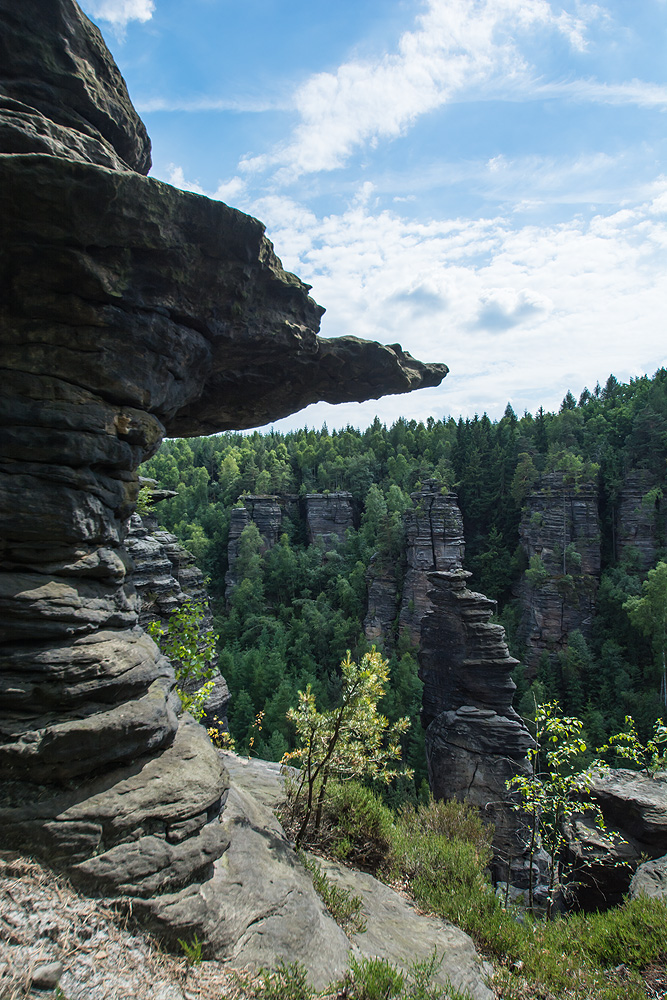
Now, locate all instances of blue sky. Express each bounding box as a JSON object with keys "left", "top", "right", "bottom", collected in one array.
[{"left": 81, "top": 0, "right": 667, "bottom": 432}]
